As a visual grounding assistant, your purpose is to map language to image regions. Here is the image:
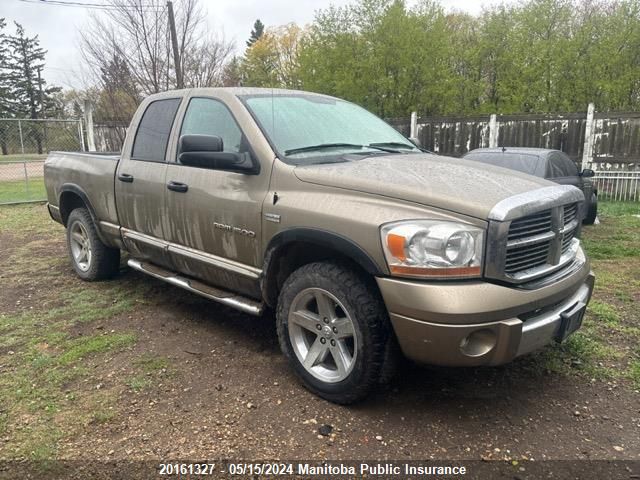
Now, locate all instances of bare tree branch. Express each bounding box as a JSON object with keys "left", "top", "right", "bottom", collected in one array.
[{"left": 79, "top": 0, "right": 234, "bottom": 121}]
